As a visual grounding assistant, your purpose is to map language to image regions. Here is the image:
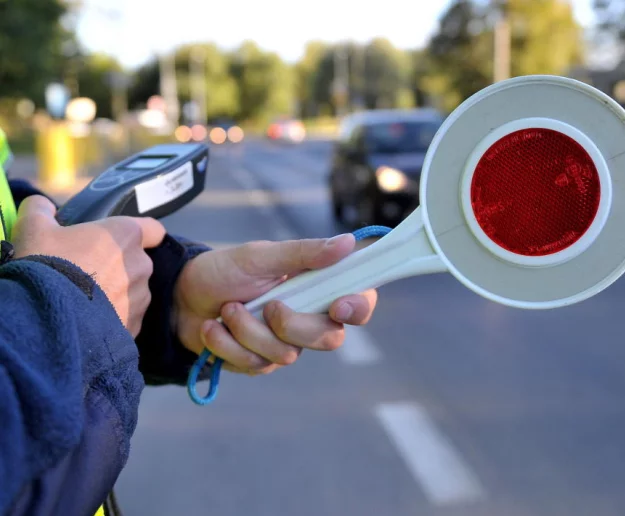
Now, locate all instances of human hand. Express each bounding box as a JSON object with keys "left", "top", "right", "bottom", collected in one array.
[
  {"left": 12, "top": 195, "right": 166, "bottom": 337},
  {"left": 173, "top": 234, "right": 378, "bottom": 375}
]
